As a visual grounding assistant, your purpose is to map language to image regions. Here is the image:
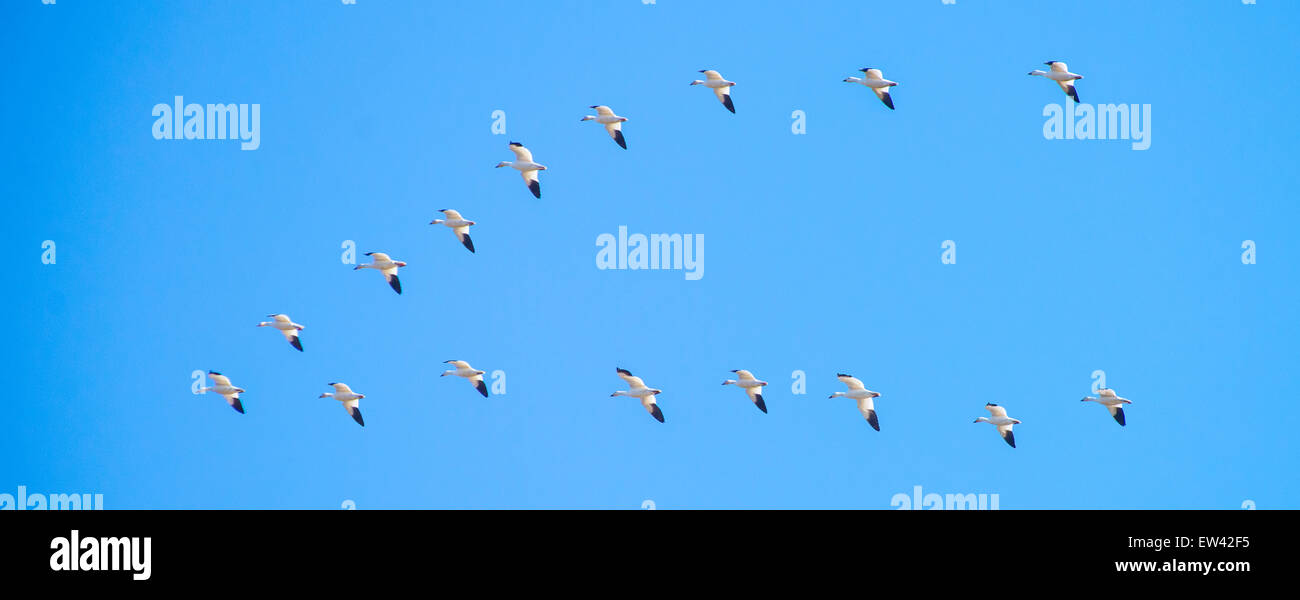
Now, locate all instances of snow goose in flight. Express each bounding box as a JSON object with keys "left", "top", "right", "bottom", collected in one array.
[
  {"left": 611, "top": 368, "right": 664, "bottom": 423},
  {"left": 1028, "top": 61, "right": 1083, "bottom": 103},
  {"left": 320, "top": 382, "right": 365, "bottom": 427},
  {"left": 495, "top": 142, "right": 546, "bottom": 198},
  {"left": 581, "top": 105, "right": 628, "bottom": 149},
  {"left": 829, "top": 374, "right": 882, "bottom": 431},
  {"left": 843, "top": 68, "right": 898, "bottom": 110},
  {"left": 690, "top": 70, "right": 736, "bottom": 113},
  {"left": 430, "top": 209, "right": 476, "bottom": 253},
  {"left": 1082, "top": 388, "right": 1132, "bottom": 426},
  {"left": 257, "top": 313, "right": 304, "bottom": 351},
  {"left": 974, "top": 403, "right": 1020, "bottom": 448},
  {"left": 722, "top": 369, "right": 768, "bottom": 414},
  {"left": 442, "top": 360, "right": 489, "bottom": 397},
  {"left": 199, "top": 371, "right": 246, "bottom": 414},
  {"left": 354, "top": 251, "right": 406, "bottom": 294}
]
